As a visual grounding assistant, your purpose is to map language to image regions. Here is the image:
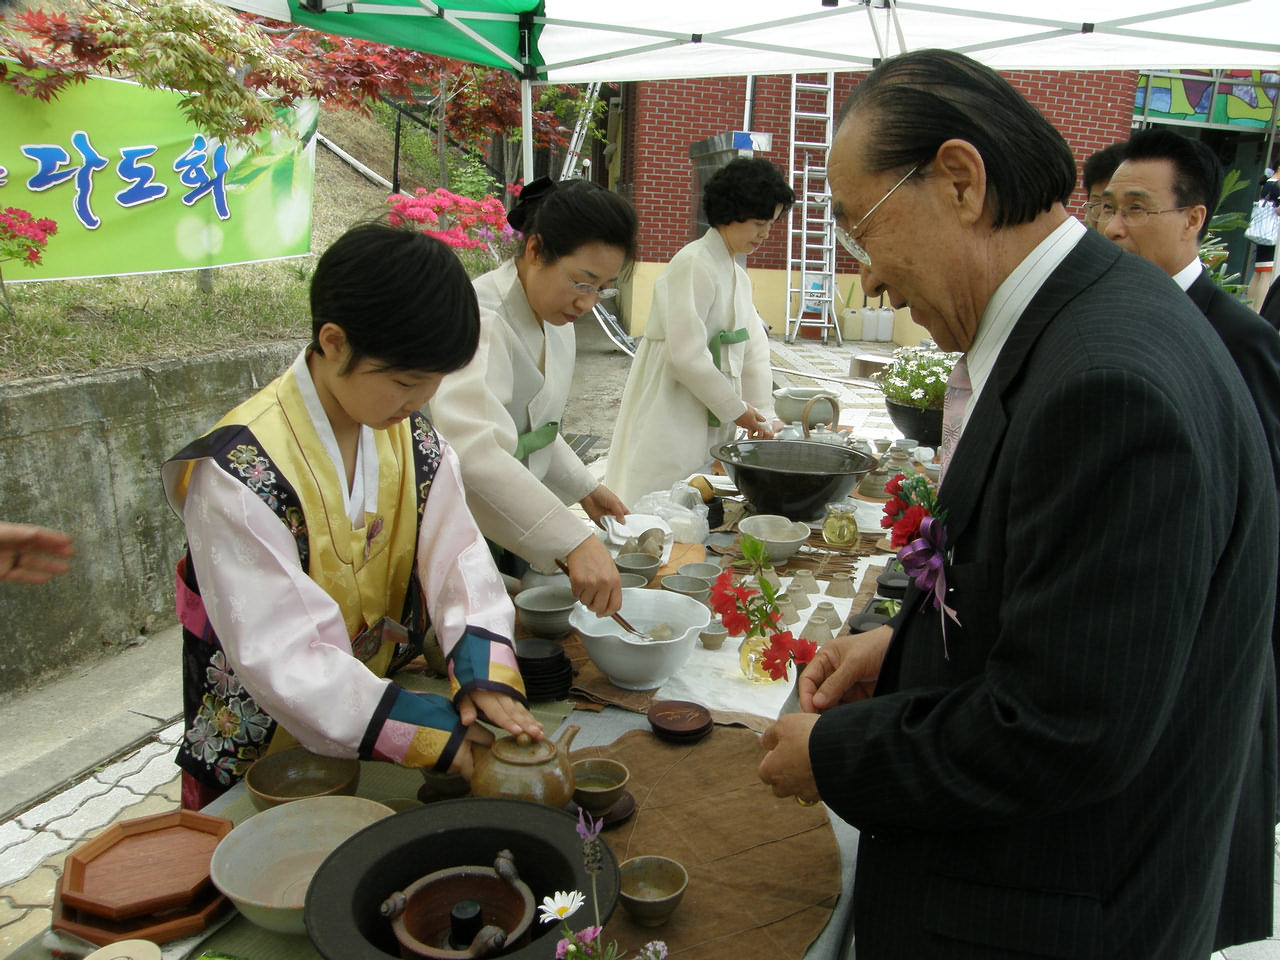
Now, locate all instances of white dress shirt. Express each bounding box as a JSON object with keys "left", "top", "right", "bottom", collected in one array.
[{"left": 959, "top": 217, "right": 1086, "bottom": 437}]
